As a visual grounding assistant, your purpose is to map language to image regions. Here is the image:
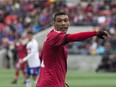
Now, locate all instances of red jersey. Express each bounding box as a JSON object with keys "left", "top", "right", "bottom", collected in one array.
[
  {"left": 36, "top": 29, "right": 68, "bottom": 87},
  {"left": 15, "top": 43, "right": 26, "bottom": 60}
]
